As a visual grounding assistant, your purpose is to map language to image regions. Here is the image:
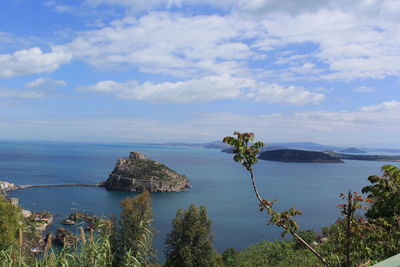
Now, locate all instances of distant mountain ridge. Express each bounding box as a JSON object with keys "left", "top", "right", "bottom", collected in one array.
[
  {"left": 339, "top": 147, "right": 366, "bottom": 153},
  {"left": 156, "top": 141, "right": 400, "bottom": 154},
  {"left": 223, "top": 148, "right": 400, "bottom": 163}
]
